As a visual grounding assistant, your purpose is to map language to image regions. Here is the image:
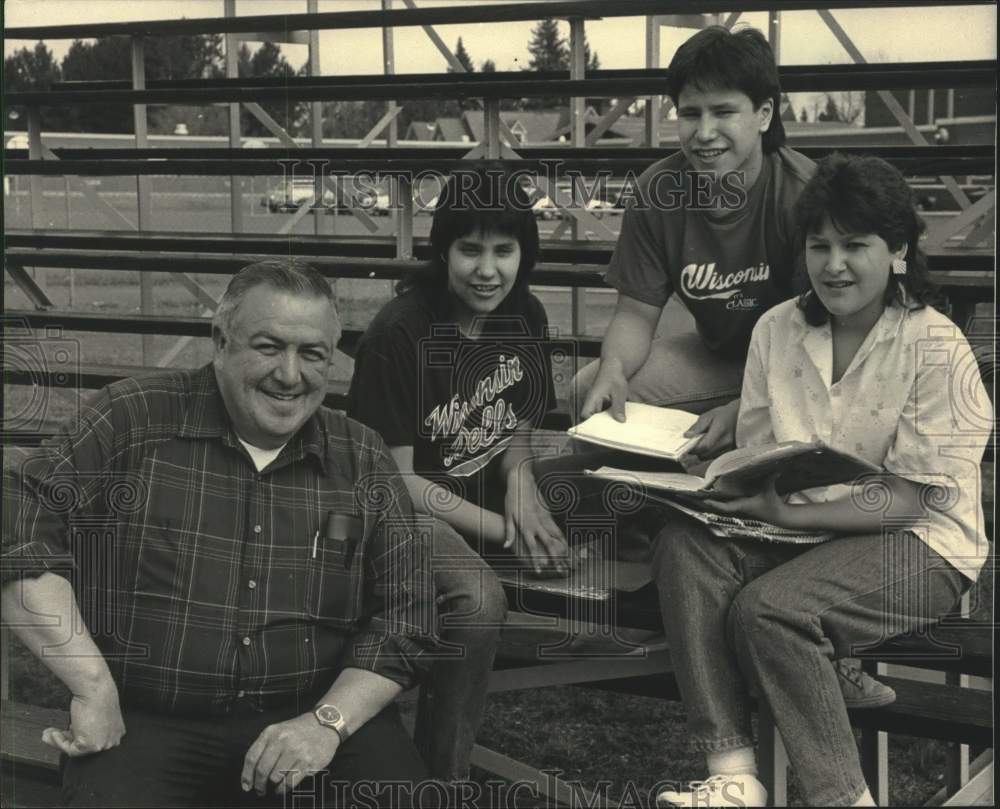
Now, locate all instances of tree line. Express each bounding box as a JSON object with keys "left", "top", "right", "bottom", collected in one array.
[{"left": 4, "top": 18, "right": 600, "bottom": 138}]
